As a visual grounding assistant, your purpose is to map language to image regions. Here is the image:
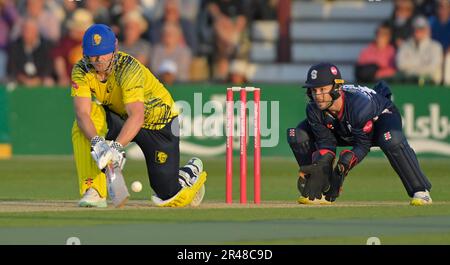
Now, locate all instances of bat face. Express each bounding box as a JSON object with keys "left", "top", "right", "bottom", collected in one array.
[{"left": 106, "top": 163, "right": 130, "bottom": 208}]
